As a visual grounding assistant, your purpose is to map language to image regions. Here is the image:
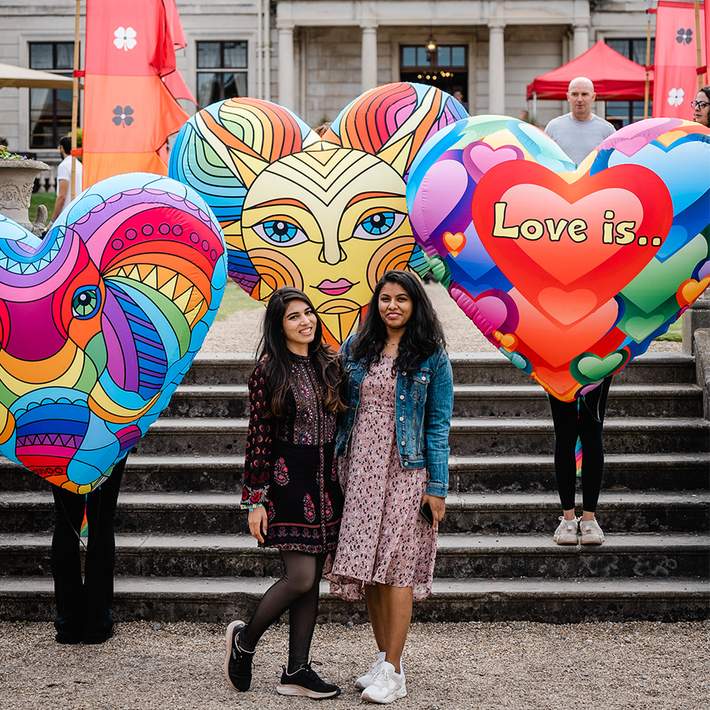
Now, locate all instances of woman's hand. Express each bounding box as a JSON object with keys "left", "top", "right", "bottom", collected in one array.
[
  {"left": 248, "top": 506, "right": 268, "bottom": 543},
  {"left": 421, "top": 493, "right": 446, "bottom": 532}
]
